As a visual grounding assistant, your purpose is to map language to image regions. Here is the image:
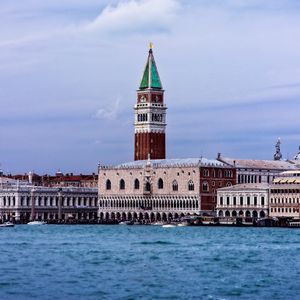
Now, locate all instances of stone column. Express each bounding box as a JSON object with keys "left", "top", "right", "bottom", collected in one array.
[
  {"left": 30, "top": 188, "right": 36, "bottom": 221},
  {"left": 58, "top": 189, "right": 62, "bottom": 221},
  {"left": 15, "top": 190, "right": 20, "bottom": 223},
  {"left": 0, "top": 195, "right": 3, "bottom": 222}
]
